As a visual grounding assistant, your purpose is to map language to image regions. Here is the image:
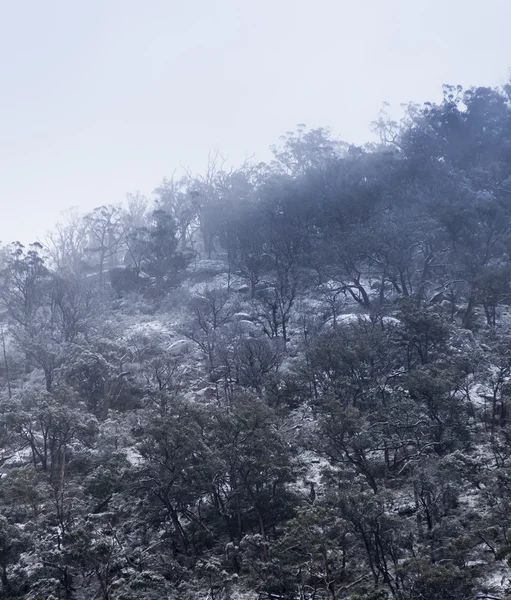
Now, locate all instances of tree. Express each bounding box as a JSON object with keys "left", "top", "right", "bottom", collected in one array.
[
  {"left": 0, "top": 242, "right": 50, "bottom": 329},
  {"left": 127, "top": 209, "right": 187, "bottom": 297},
  {"left": 209, "top": 394, "right": 298, "bottom": 552},
  {"left": 226, "top": 205, "right": 271, "bottom": 299},
  {"left": 270, "top": 125, "right": 347, "bottom": 175},
  {"left": 136, "top": 400, "right": 212, "bottom": 557},
  {"left": 83, "top": 206, "right": 124, "bottom": 288},
  {"left": 153, "top": 178, "right": 200, "bottom": 252},
  {"left": 44, "top": 208, "right": 88, "bottom": 276},
  {"left": 1, "top": 385, "right": 97, "bottom": 481},
  {"left": 397, "top": 302, "right": 450, "bottom": 369},
  {"left": 0, "top": 516, "right": 28, "bottom": 596},
  {"left": 184, "top": 286, "right": 235, "bottom": 378}
]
